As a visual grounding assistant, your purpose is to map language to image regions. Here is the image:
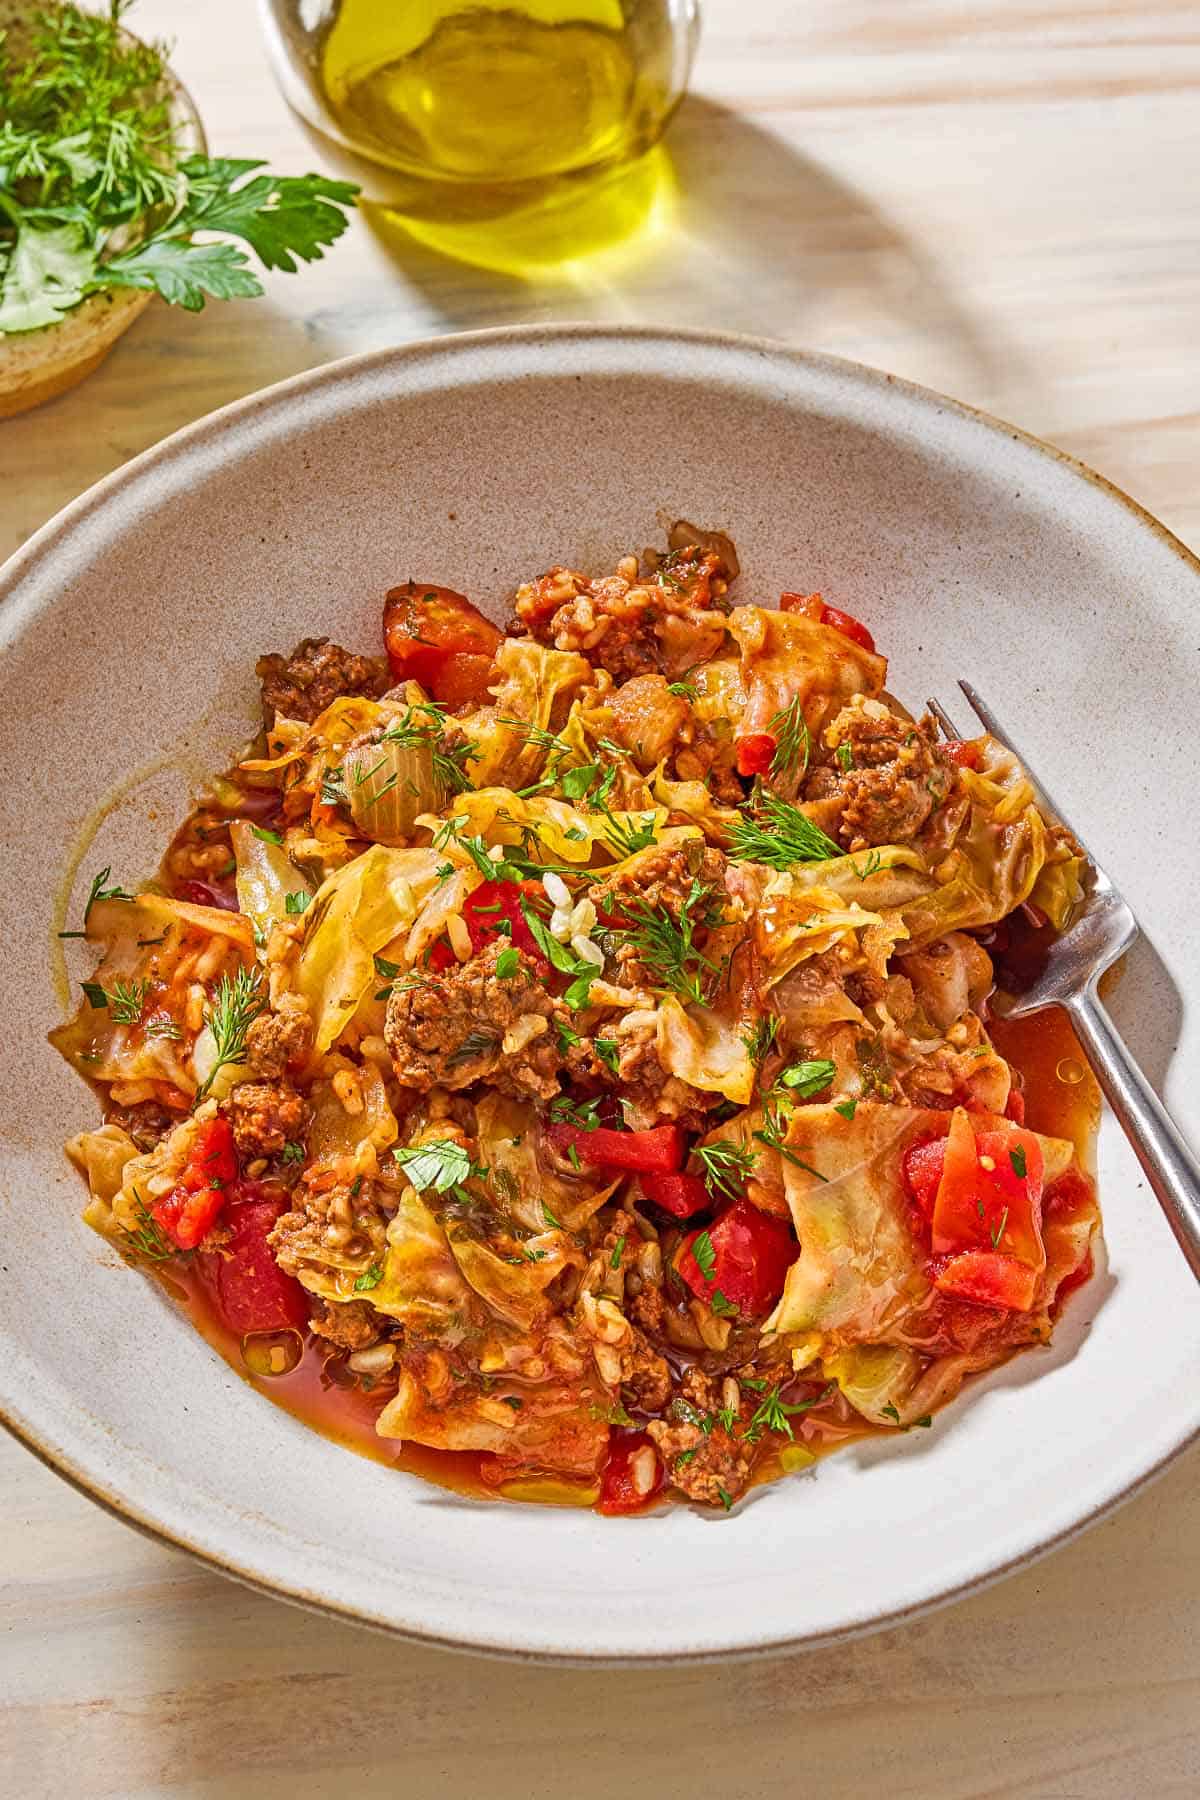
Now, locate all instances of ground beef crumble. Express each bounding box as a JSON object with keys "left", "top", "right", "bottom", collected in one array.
[
  {"left": 256, "top": 637, "right": 391, "bottom": 727},
  {"left": 308, "top": 1296, "right": 383, "bottom": 1352},
  {"left": 223, "top": 1080, "right": 311, "bottom": 1160},
  {"left": 804, "top": 697, "right": 952, "bottom": 850},
  {"left": 384, "top": 940, "right": 567, "bottom": 1099},
  {"left": 245, "top": 995, "right": 313, "bottom": 1080}
]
